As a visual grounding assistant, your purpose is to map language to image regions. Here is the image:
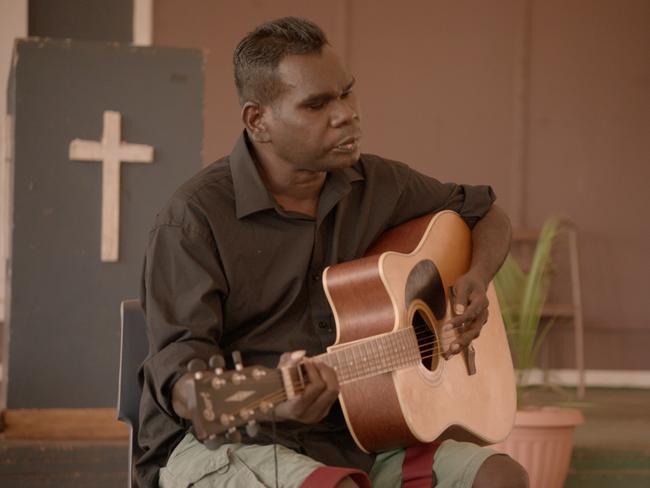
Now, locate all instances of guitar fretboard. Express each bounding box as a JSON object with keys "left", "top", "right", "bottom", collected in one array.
[{"left": 314, "top": 327, "right": 424, "bottom": 384}]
